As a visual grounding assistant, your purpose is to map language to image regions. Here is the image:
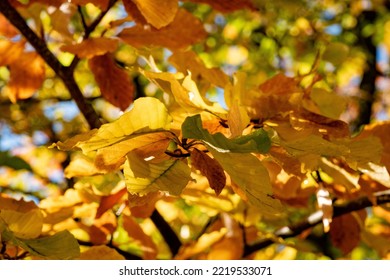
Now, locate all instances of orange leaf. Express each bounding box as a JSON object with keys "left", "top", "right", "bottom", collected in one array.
[
  {"left": 0, "top": 40, "right": 25, "bottom": 66},
  {"left": 79, "top": 245, "right": 125, "bottom": 260},
  {"left": 0, "top": 194, "right": 38, "bottom": 212},
  {"left": 126, "top": 0, "right": 178, "bottom": 29},
  {"left": 96, "top": 187, "right": 127, "bottom": 219},
  {"left": 61, "top": 38, "right": 118, "bottom": 59},
  {"left": 6, "top": 52, "right": 45, "bottom": 102},
  {"left": 122, "top": 214, "right": 157, "bottom": 259},
  {"left": 118, "top": 9, "right": 207, "bottom": 50},
  {"left": 330, "top": 212, "right": 365, "bottom": 255},
  {"left": 191, "top": 148, "right": 226, "bottom": 196},
  {"left": 0, "top": 15, "right": 18, "bottom": 37},
  {"left": 184, "top": 0, "right": 256, "bottom": 13},
  {"left": 128, "top": 191, "right": 164, "bottom": 218},
  {"left": 122, "top": 0, "right": 147, "bottom": 25},
  {"left": 88, "top": 53, "right": 134, "bottom": 110}
]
